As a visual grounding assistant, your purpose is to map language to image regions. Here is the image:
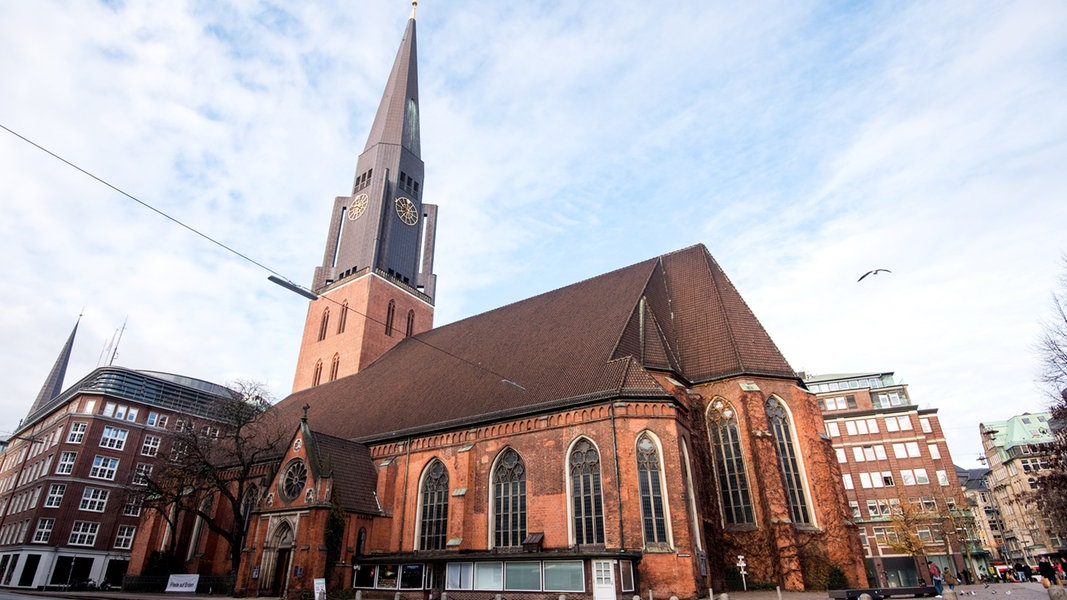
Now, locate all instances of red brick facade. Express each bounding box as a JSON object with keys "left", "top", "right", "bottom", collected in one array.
[{"left": 292, "top": 271, "right": 433, "bottom": 393}]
